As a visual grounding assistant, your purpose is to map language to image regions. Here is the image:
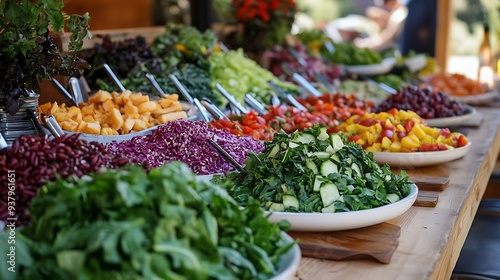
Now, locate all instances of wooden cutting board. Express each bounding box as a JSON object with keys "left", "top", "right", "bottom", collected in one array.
[
  {"left": 289, "top": 223, "right": 400, "bottom": 264},
  {"left": 414, "top": 190, "right": 439, "bottom": 207},
  {"left": 393, "top": 166, "right": 450, "bottom": 191}
]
